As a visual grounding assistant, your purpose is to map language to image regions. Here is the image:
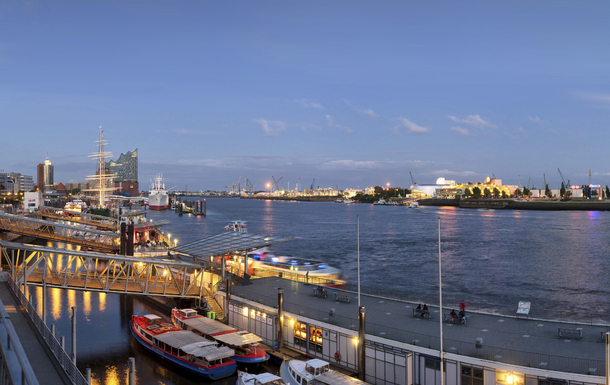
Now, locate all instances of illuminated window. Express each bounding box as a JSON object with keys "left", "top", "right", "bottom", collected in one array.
[
  {"left": 496, "top": 372, "right": 524, "bottom": 385},
  {"left": 461, "top": 365, "right": 483, "bottom": 385},
  {"left": 294, "top": 322, "right": 307, "bottom": 347},
  {"left": 309, "top": 325, "right": 323, "bottom": 352}
]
